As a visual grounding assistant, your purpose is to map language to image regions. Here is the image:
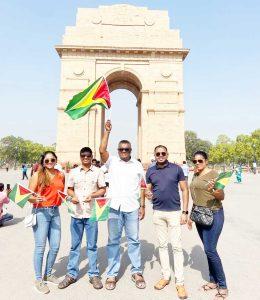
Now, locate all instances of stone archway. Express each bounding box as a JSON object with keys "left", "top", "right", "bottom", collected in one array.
[{"left": 55, "top": 4, "right": 189, "bottom": 164}]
